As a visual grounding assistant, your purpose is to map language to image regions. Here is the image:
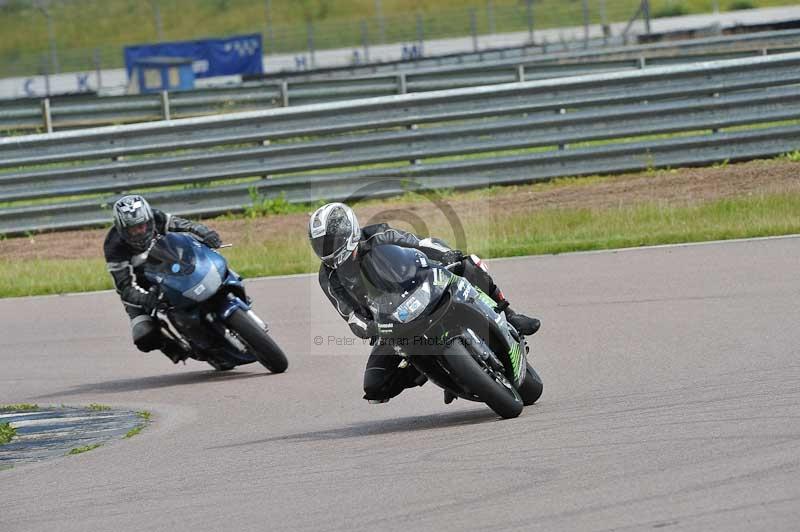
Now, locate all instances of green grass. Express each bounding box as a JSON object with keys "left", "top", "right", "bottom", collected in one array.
[
  {"left": 88, "top": 403, "right": 111, "bottom": 411},
  {"left": 0, "top": 258, "right": 111, "bottom": 298},
  {"left": 2, "top": 186, "right": 799, "bottom": 298},
  {"left": 780, "top": 150, "right": 800, "bottom": 163},
  {"left": 653, "top": 2, "right": 690, "bottom": 17},
  {"left": 137, "top": 411, "right": 152, "bottom": 421},
  {"left": 729, "top": 0, "right": 756, "bottom": 9},
  {"left": 0, "top": 0, "right": 793, "bottom": 77},
  {"left": 0, "top": 403, "right": 39, "bottom": 412},
  {"left": 67, "top": 443, "right": 102, "bottom": 455},
  {"left": 0, "top": 422, "right": 16, "bottom": 445},
  {"left": 461, "top": 193, "right": 800, "bottom": 258}
]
